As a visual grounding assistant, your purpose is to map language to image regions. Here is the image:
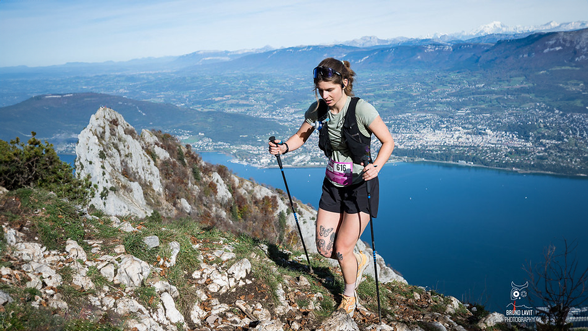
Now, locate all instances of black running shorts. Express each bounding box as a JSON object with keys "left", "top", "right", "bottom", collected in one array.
[{"left": 318, "top": 177, "right": 379, "bottom": 218}]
